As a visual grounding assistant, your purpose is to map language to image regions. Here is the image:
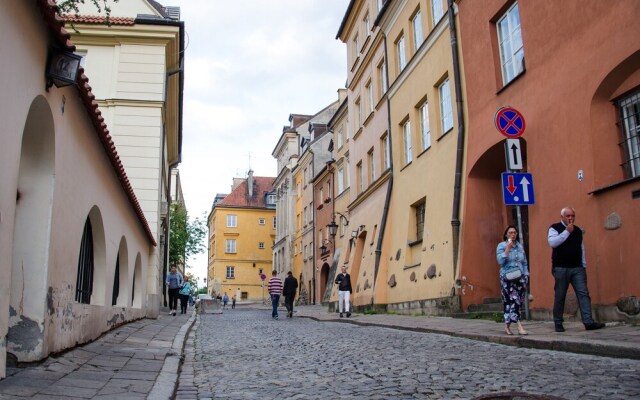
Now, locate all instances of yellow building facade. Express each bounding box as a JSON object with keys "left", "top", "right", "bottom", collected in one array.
[{"left": 208, "top": 173, "right": 276, "bottom": 302}]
